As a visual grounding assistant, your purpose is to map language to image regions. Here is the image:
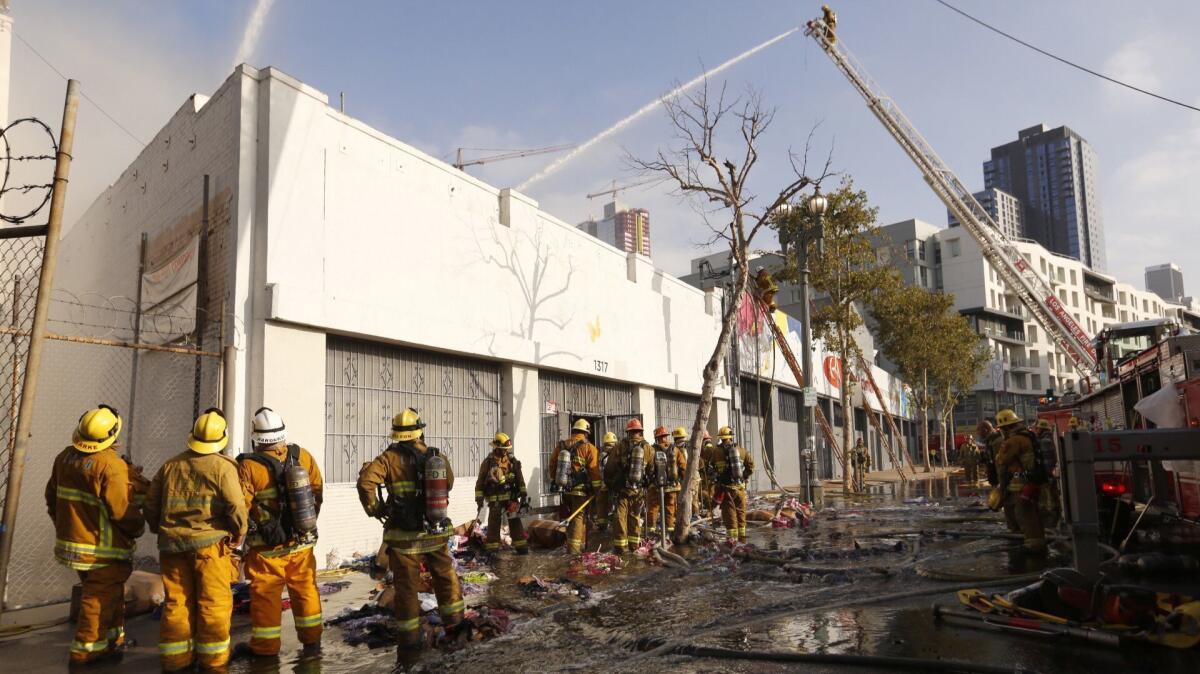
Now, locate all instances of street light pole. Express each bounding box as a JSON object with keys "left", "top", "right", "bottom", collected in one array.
[{"left": 801, "top": 190, "right": 827, "bottom": 503}]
